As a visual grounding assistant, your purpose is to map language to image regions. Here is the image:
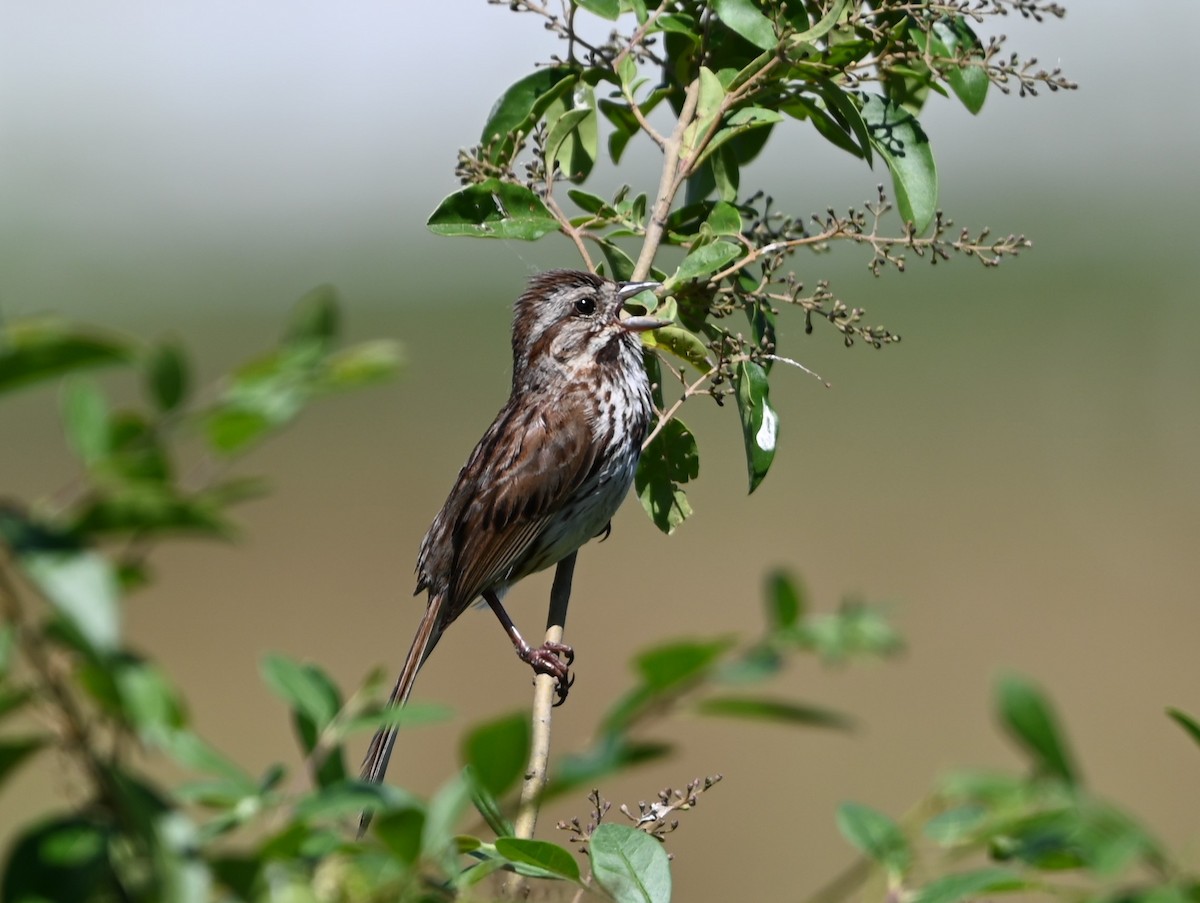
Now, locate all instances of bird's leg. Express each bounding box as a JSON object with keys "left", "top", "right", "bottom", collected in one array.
[{"left": 483, "top": 589, "right": 574, "bottom": 705}]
